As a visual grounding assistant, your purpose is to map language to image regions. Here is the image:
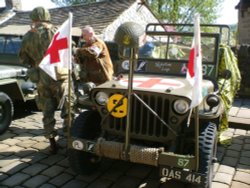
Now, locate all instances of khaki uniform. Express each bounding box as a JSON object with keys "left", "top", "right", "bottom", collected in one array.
[
  {"left": 19, "top": 8, "right": 74, "bottom": 139},
  {"left": 75, "top": 38, "right": 114, "bottom": 85}
]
